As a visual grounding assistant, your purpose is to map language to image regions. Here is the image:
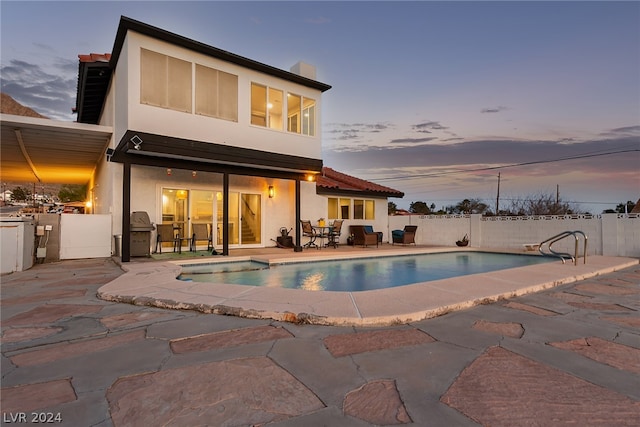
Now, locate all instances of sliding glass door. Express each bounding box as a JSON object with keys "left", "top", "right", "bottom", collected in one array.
[{"left": 163, "top": 188, "right": 261, "bottom": 248}]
